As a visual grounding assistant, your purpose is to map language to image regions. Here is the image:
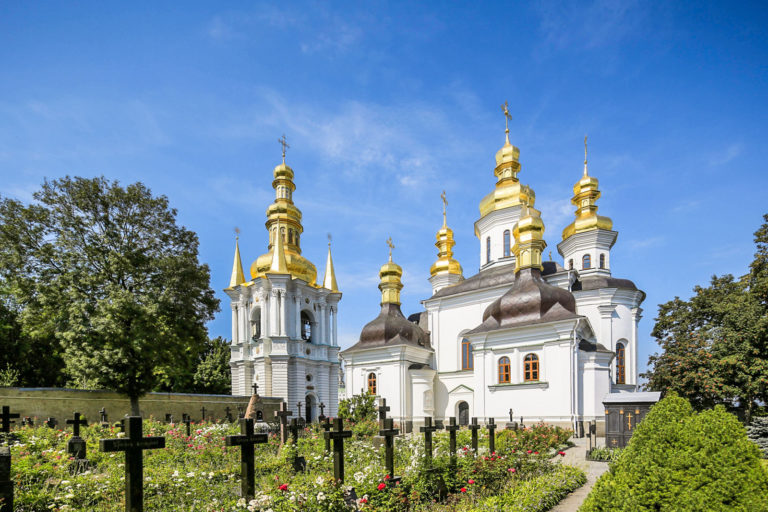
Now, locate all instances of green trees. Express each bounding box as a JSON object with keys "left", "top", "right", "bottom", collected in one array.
[
  {"left": 581, "top": 393, "right": 768, "bottom": 511},
  {"left": 0, "top": 177, "right": 220, "bottom": 412},
  {"left": 191, "top": 336, "right": 232, "bottom": 395},
  {"left": 643, "top": 214, "right": 768, "bottom": 421}
]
